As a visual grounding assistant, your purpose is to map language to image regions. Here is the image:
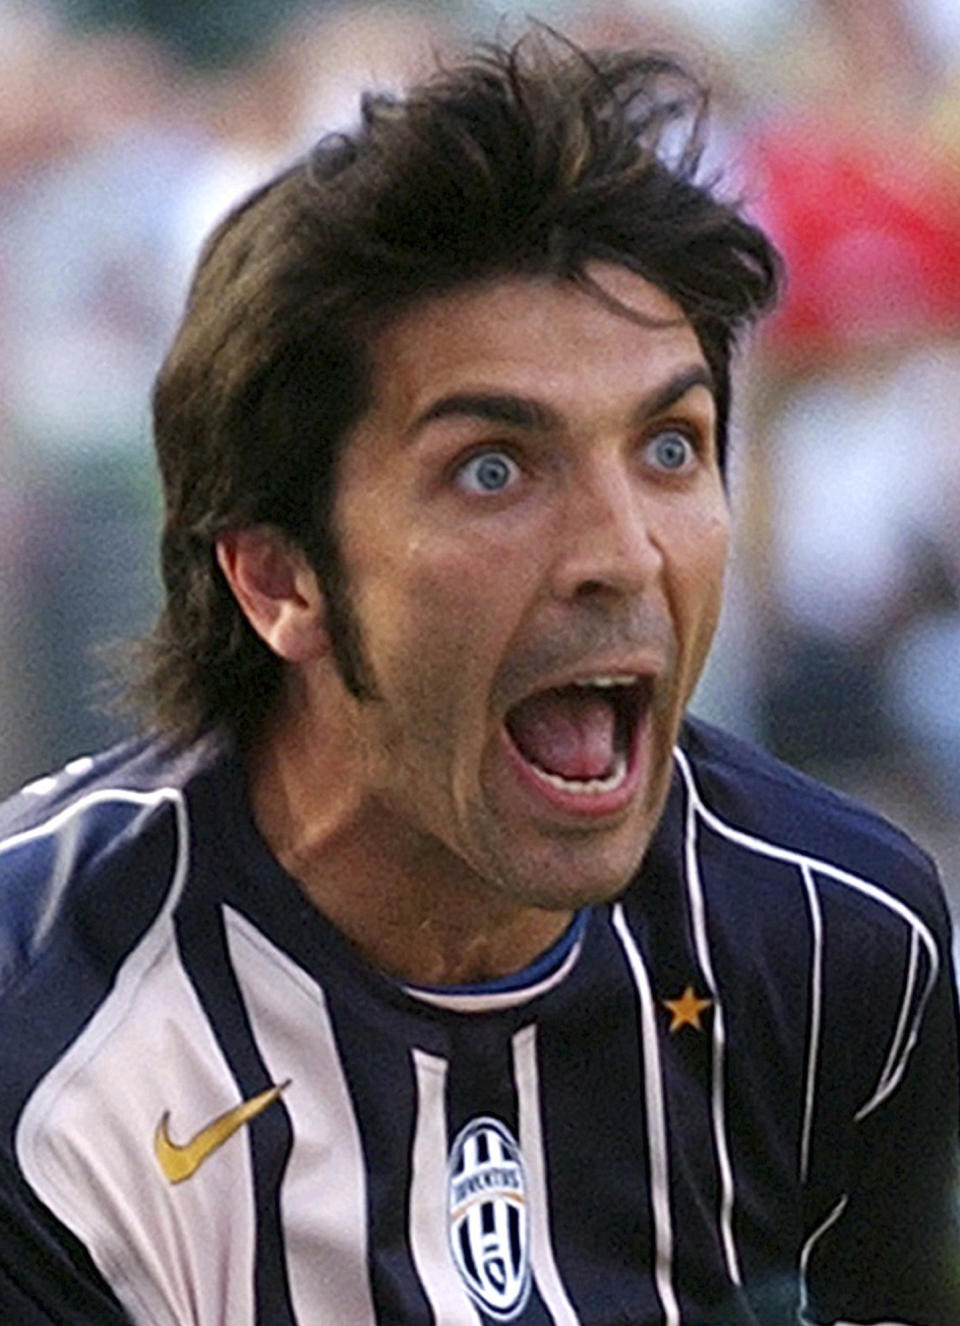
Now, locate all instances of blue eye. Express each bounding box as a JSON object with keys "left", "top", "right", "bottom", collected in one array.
[
  {"left": 456, "top": 450, "right": 520, "bottom": 494},
  {"left": 648, "top": 430, "right": 694, "bottom": 472}
]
